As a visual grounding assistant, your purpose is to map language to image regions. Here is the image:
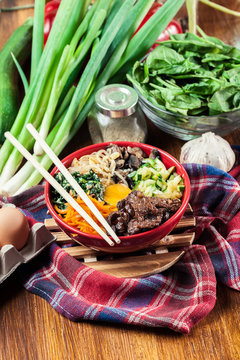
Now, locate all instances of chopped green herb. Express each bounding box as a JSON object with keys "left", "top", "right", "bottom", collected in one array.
[{"left": 52, "top": 169, "right": 104, "bottom": 209}]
